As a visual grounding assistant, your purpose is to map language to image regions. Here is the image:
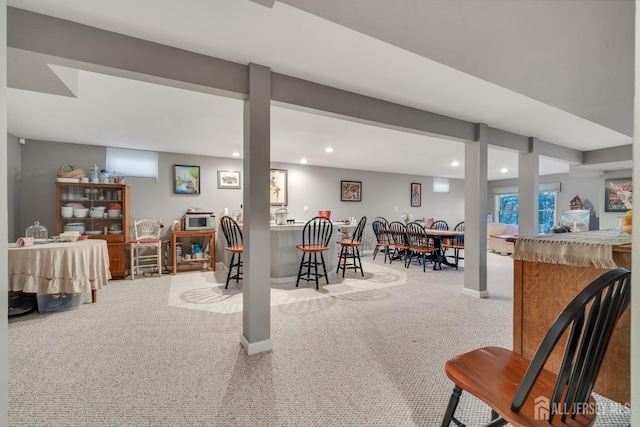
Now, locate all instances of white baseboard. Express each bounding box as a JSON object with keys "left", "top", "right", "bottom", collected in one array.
[
  {"left": 240, "top": 335, "right": 273, "bottom": 355},
  {"left": 461, "top": 287, "right": 489, "bottom": 299}
]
